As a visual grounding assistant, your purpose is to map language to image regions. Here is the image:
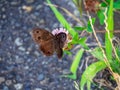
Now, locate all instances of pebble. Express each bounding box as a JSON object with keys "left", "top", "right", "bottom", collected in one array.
[
  {"left": 34, "top": 88, "right": 42, "bottom": 90},
  {"left": 10, "top": 1, "right": 20, "bottom": 5},
  {"left": 22, "top": 5, "right": 33, "bottom": 12},
  {"left": 34, "top": 51, "right": 40, "bottom": 57},
  {"left": 14, "top": 38, "right": 23, "bottom": 46},
  {"left": 0, "top": 77, "right": 5, "bottom": 84},
  {"left": 62, "top": 69, "right": 71, "bottom": 74},
  {"left": 37, "top": 74, "right": 44, "bottom": 81},
  {"left": 1, "top": 7, "right": 5, "bottom": 12},
  {"left": 18, "top": 46, "right": 26, "bottom": 51},
  {"left": 3, "top": 86, "right": 9, "bottom": 90},
  {"left": 5, "top": 80, "right": 12, "bottom": 86},
  {"left": 14, "top": 83, "right": 23, "bottom": 90},
  {"left": 36, "top": 5, "right": 42, "bottom": 10},
  {"left": 26, "top": 0, "right": 34, "bottom": 4},
  {"left": 40, "top": 78, "right": 49, "bottom": 85},
  {"left": 15, "top": 56, "right": 24, "bottom": 63},
  {"left": 24, "top": 66, "right": 29, "bottom": 70}
]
